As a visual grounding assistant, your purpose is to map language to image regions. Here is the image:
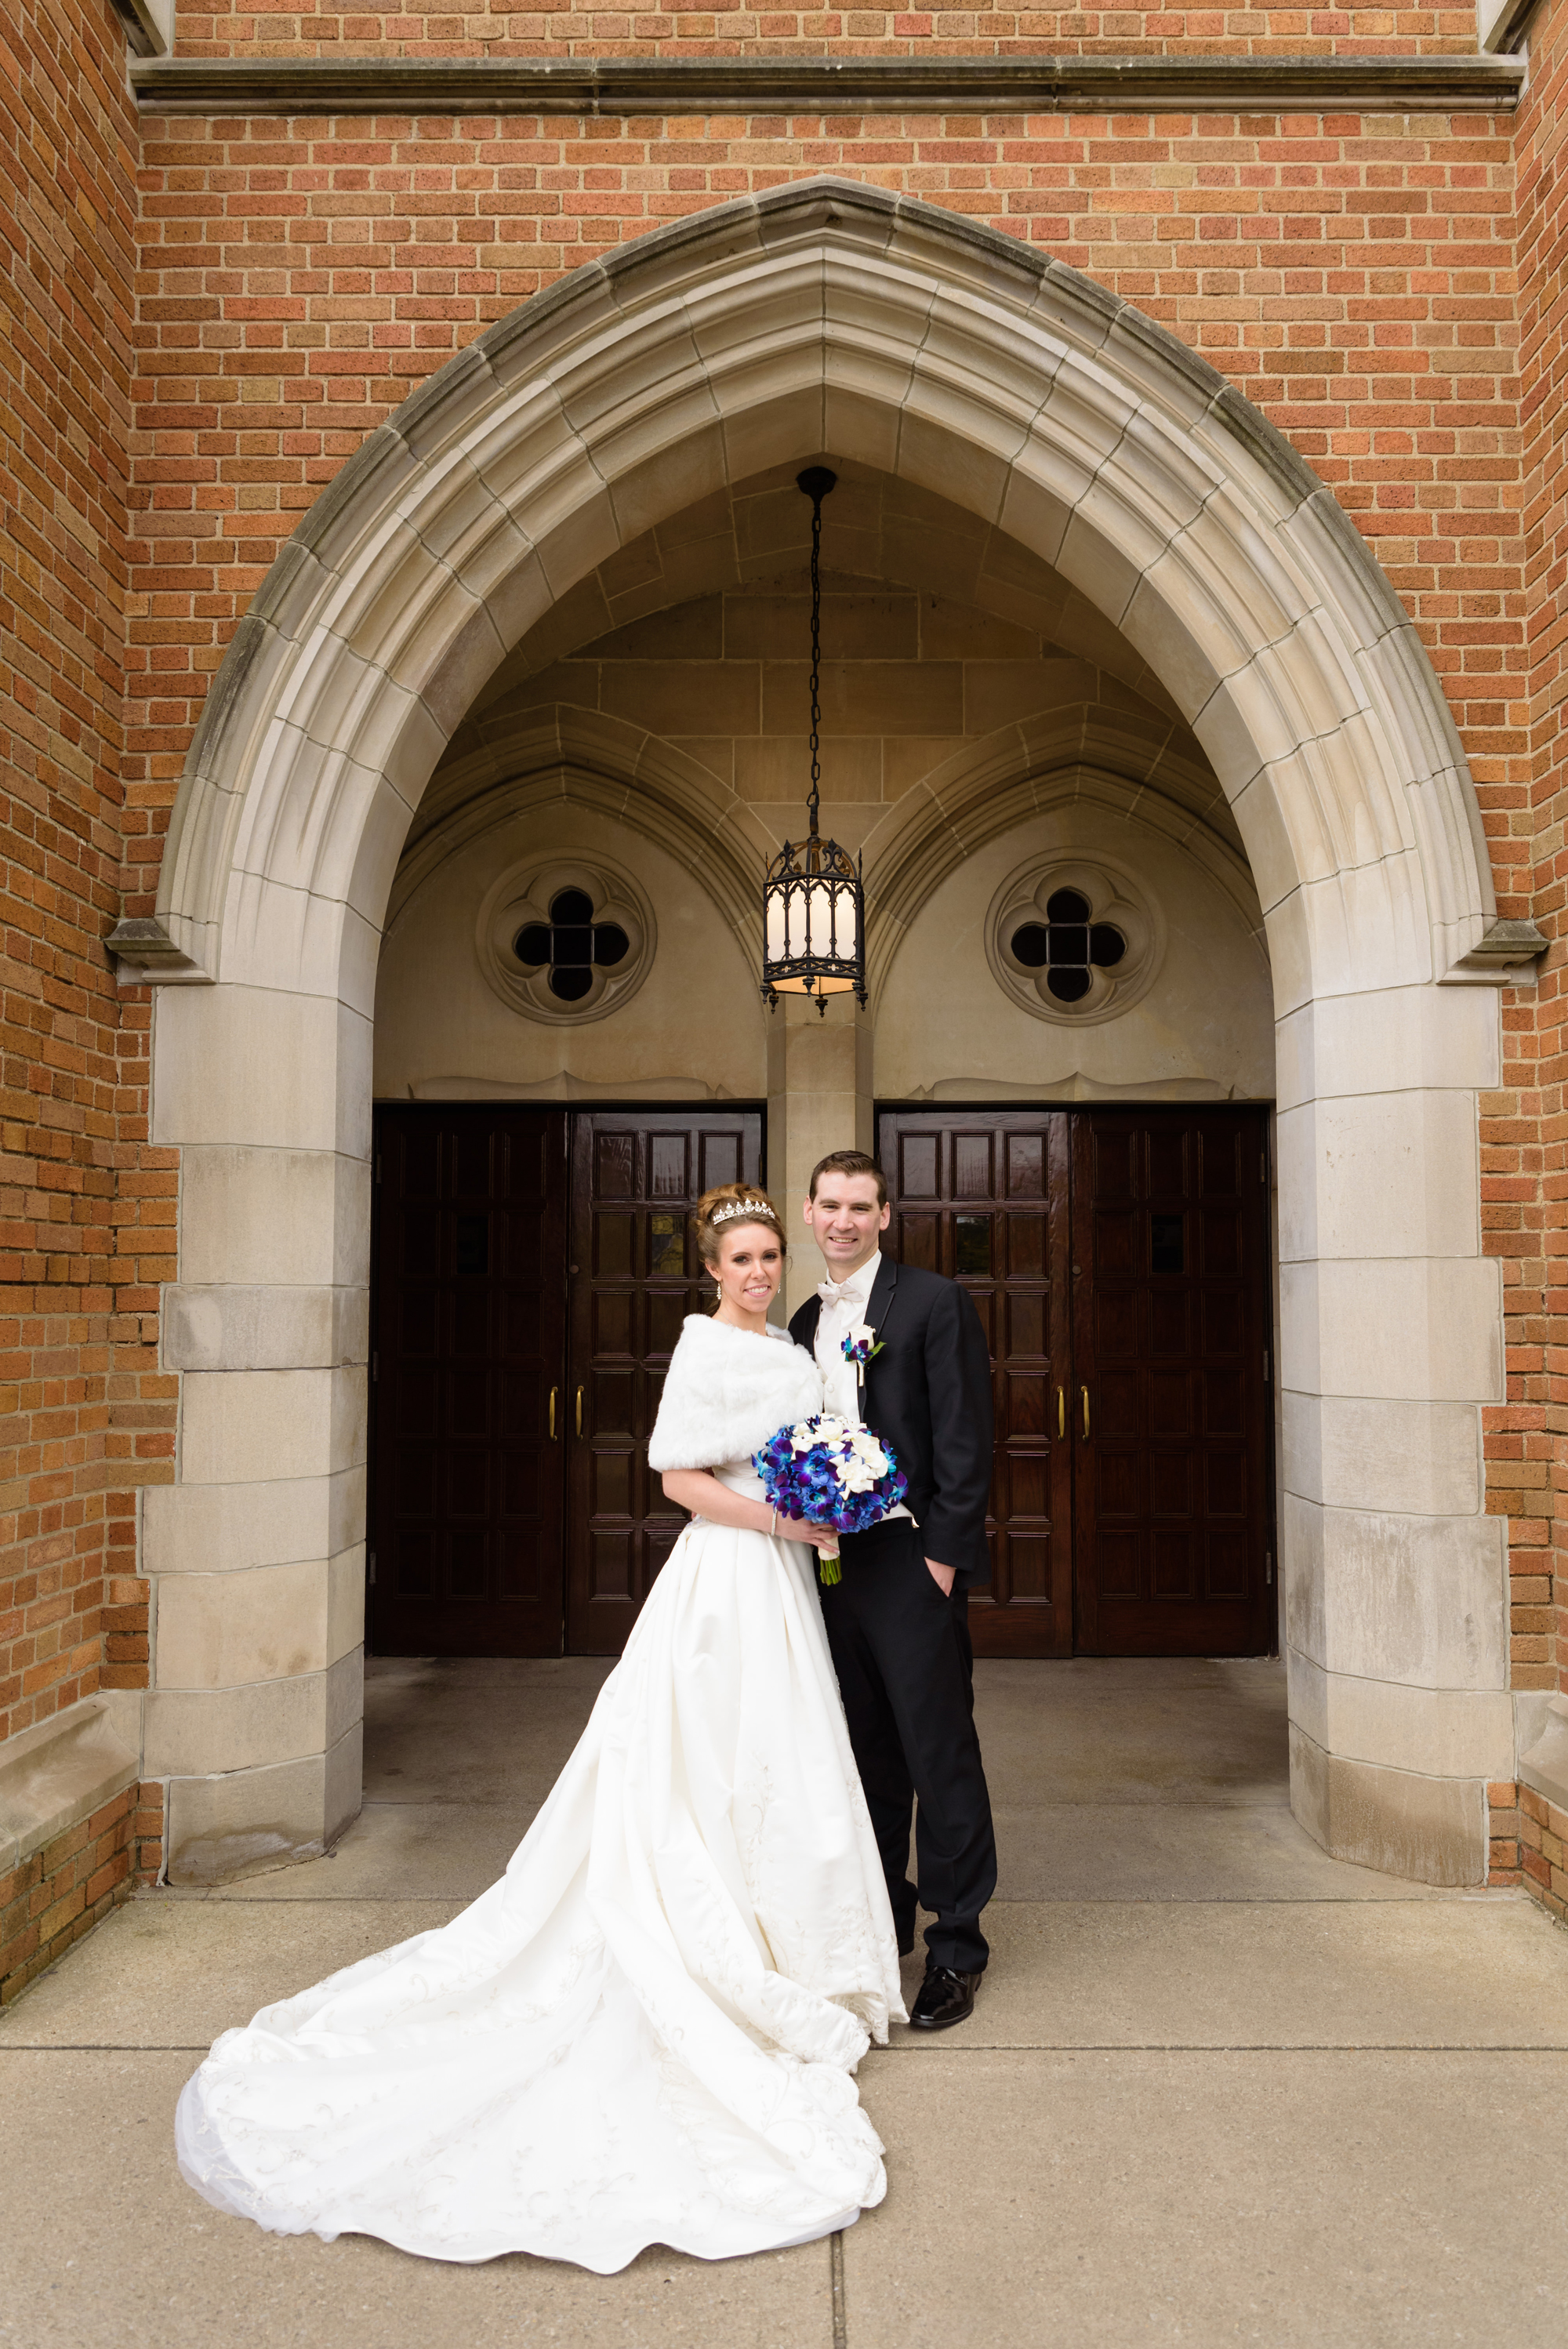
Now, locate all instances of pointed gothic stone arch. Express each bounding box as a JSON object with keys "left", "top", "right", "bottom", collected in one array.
[
  {"left": 384, "top": 709, "right": 775, "bottom": 955},
  {"left": 856, "top": 712, "right": 1250, "bottom": 1012},
  {"left": 132, "top": 177, "right": 1523, "bottom": 1891}
]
